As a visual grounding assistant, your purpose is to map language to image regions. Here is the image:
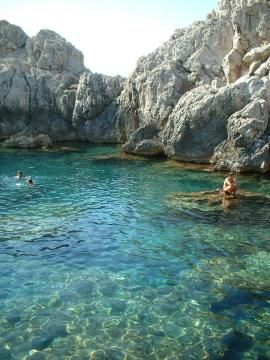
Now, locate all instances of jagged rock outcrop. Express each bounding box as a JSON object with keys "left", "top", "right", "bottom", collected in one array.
[
  {"left": 161, "top": 75, "right": 270, "bottom": 163},
  {"left": 0, "top": 20, "right": 27, "bottom": 57},
  {"left": 0, "top": 21, "right": 124, "bottom": 148},
  {"left": 116, "top": 11, "right": 233, "bottom": 142},
  {"left": 122, "top": 124, "right": 164, "bottom": 156},
  {"left": 119, "top": 0, "right": 270, "bottom": 173},
  {"left": 211, "top": 98, "right": 270, "bottom": 172},
  {"left": 26, "top": 29, "right": 84, "bottom": 74},
  {"left": 1, "top": 1, "right": 270, "bottom": 173},
  {"left": 72, "top": 72, "right": 125, "bottom": 143},
  {"left": 221, "top": 0, "right": 270, "bottom": 83}
]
